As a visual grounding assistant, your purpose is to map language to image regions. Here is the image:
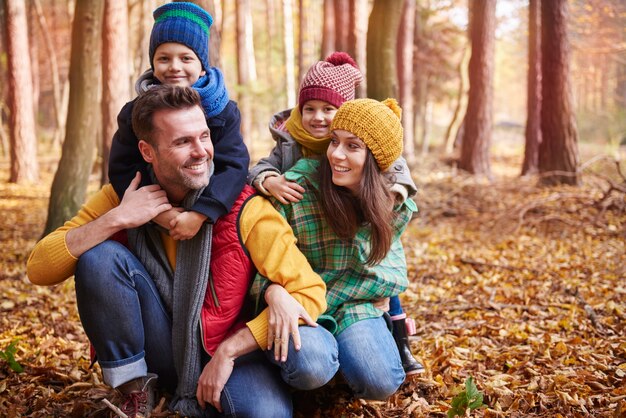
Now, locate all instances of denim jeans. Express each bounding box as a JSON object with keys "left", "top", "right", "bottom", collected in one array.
[
  {"left": 75, "top": 241, "right": 292, "bottom": 417},
  {"left": 266, "top": 325, "right": 339, "bottom": 390},
  {"left": 268, "top": 317, "right": 404, "bottom": 401},
  {"left": 336, "top": 317, "right": 405, "bottom": 400}
]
